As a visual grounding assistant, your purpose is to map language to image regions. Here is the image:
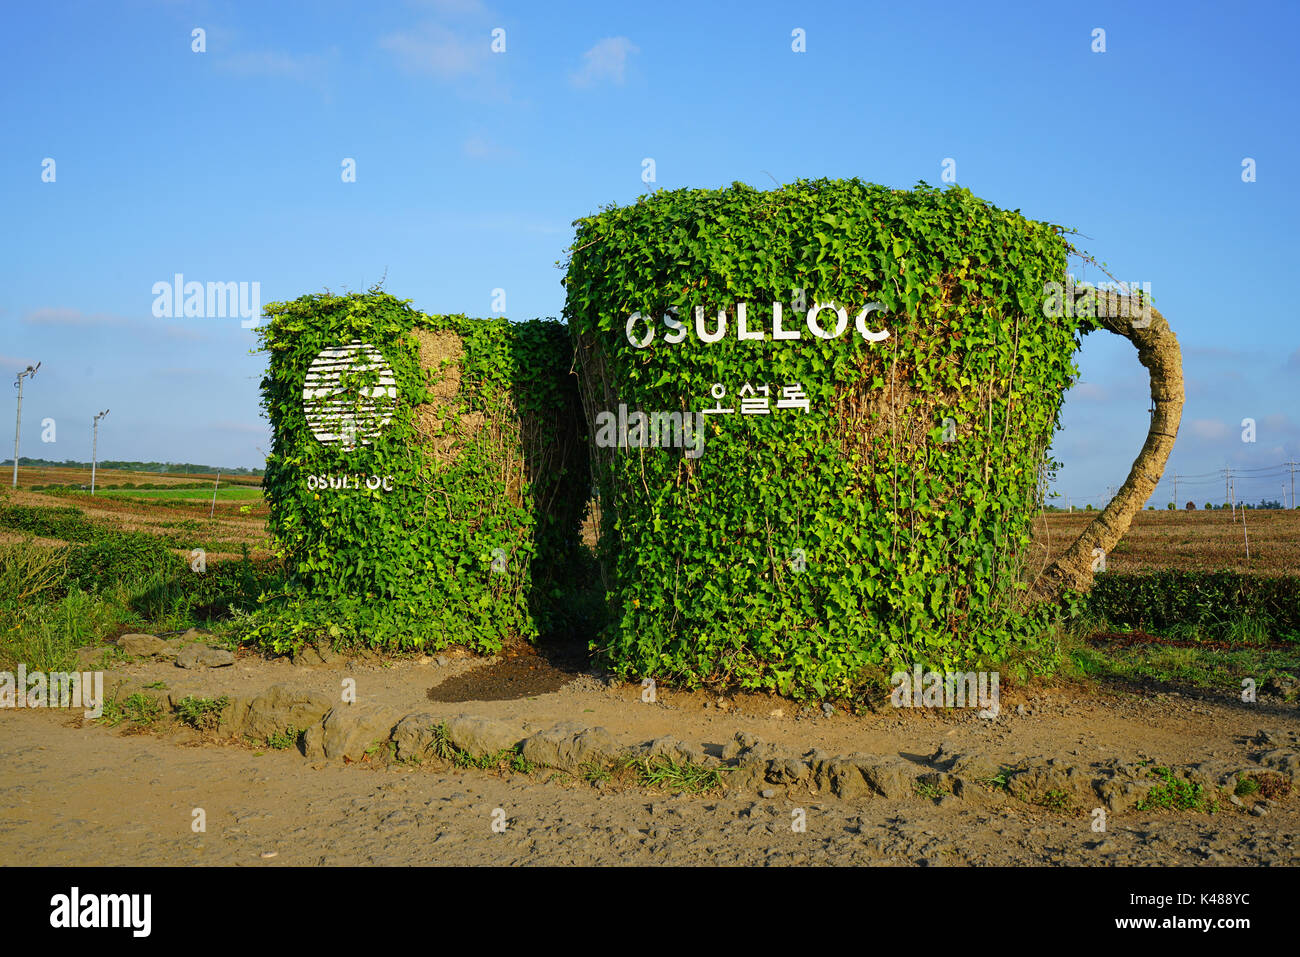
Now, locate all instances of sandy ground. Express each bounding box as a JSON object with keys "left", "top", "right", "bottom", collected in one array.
[{"left": 1, "top": 644, "right": 1297, "bottom": 866}]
